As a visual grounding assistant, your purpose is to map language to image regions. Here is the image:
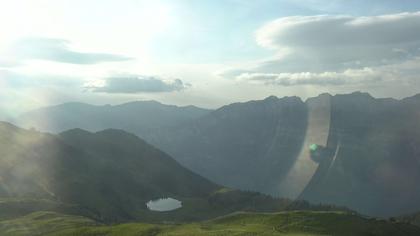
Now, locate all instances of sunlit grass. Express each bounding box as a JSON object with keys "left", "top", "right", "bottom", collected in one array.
[{"left": 1, "top": 211, "right": 419, "bottom": 236}]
